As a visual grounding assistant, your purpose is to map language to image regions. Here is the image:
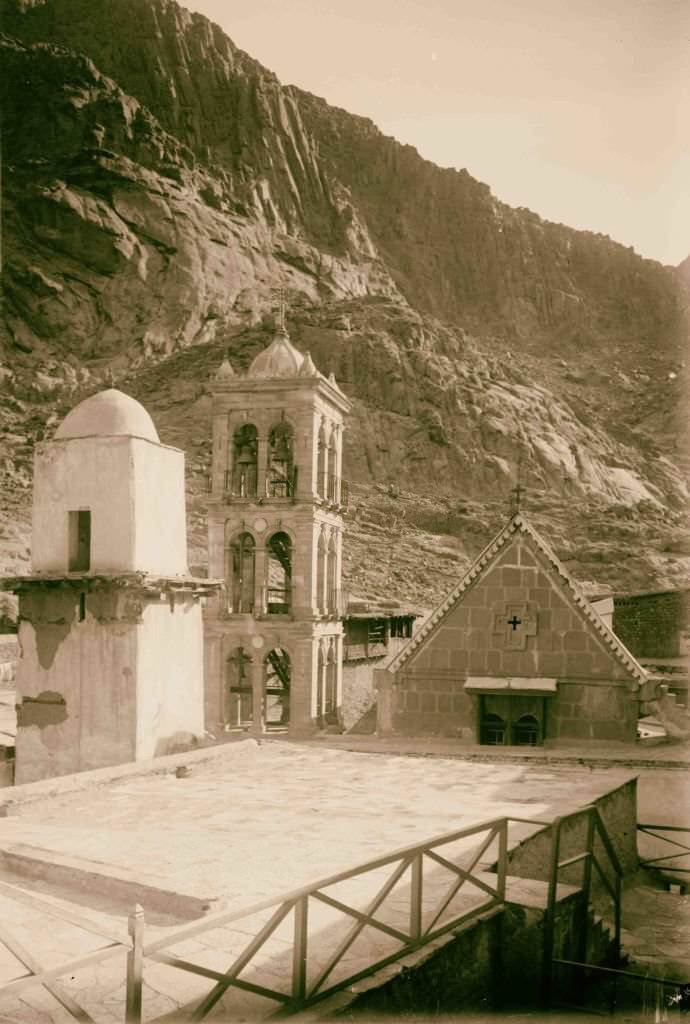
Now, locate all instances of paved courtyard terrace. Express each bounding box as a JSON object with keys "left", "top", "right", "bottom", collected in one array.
[
  {"left": 0, "top": 741, "right": 637, "bottom": 912},
  {"left": 0, "top": 741, "right": 659, "bottom": 1022}
]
